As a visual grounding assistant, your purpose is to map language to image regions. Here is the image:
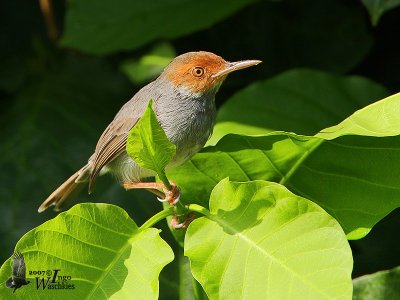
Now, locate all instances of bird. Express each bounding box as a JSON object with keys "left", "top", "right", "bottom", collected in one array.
[
  {"left": 5, "top": 251, "right": 30, "bottom": 293},
  {"left": 38, "top": 51, "right": 261, "bottom": 212}
]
